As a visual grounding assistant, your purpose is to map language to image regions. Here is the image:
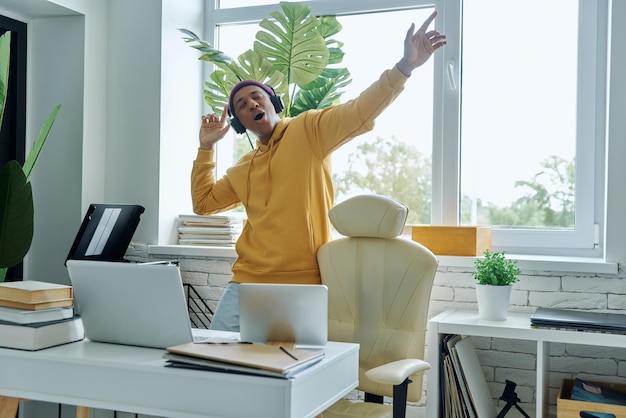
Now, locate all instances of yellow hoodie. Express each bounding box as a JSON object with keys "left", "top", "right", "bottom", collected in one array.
[{"left": 191, "top": 66, "right": 408, "bottom": 284}]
